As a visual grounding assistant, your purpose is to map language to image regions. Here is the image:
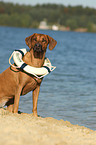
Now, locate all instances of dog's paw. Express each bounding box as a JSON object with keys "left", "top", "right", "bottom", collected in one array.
[{"left": 0, "top": 108, "right": 10, "bottom": 116}]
